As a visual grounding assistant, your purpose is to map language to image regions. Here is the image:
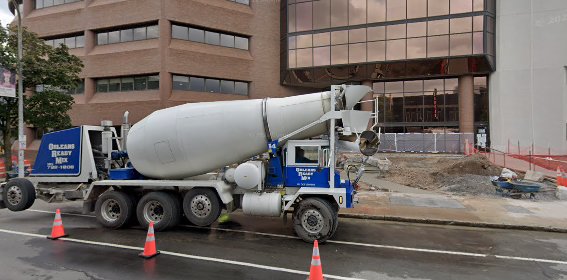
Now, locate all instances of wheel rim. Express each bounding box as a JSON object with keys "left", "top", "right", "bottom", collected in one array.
[
  {"left": 143, "top": 200, "right": 164, "bottom": 223},
  {"left": 301, "top": 209, "right": 324, "bottom": 234},
  {"left": 101, "top": 199, "right": 121, "bottom": 222},
  {"left": 190, "top": 195, "right": 212, "bottom": 218},
  {"left": 6, "top": 186, "right": 22, "bottom": 206}
]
